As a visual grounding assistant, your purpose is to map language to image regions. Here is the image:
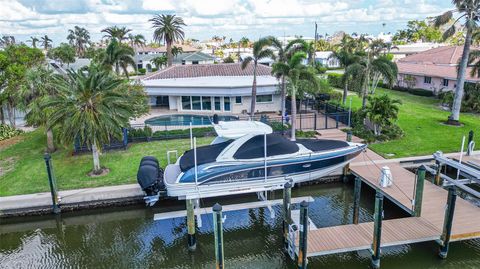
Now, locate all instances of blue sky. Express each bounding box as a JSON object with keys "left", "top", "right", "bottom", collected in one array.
[{"left": 1, "top": 0, "right": 452, "bottom": 44}]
